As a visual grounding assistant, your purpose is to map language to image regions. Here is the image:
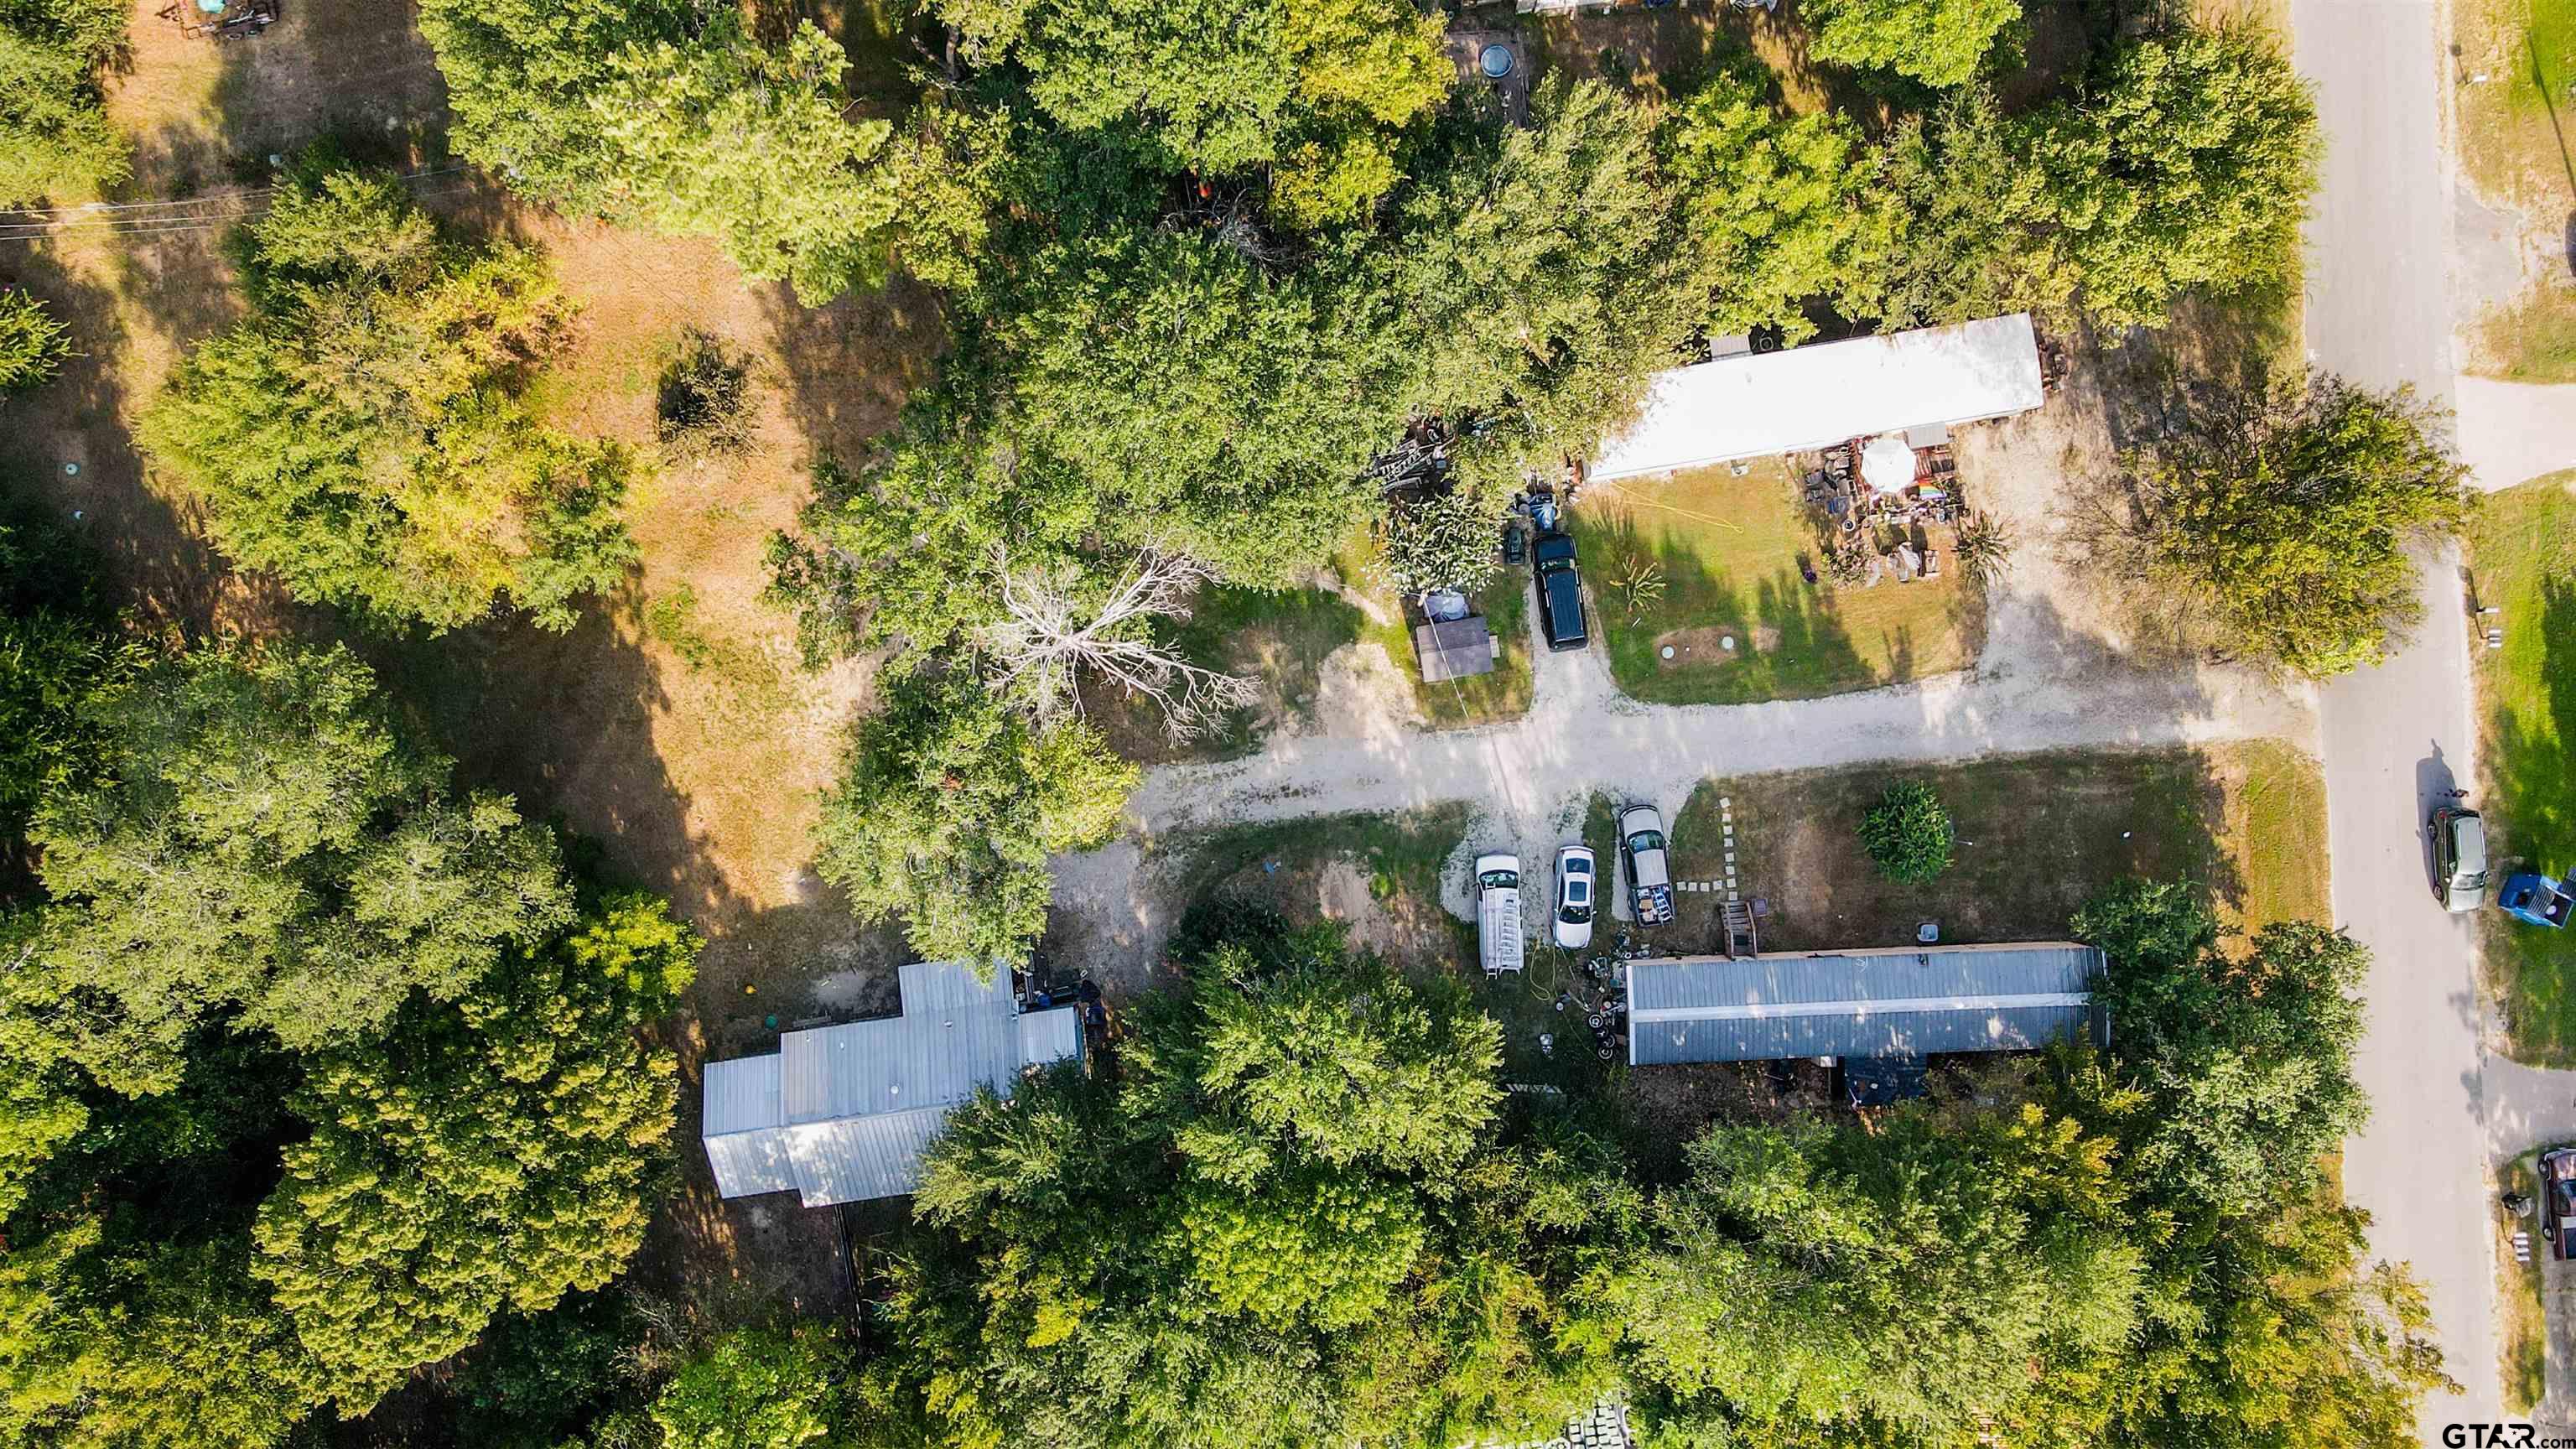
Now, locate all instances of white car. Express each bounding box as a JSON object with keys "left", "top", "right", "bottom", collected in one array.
[{"left": 1554, "top": 845, "right": 1596, "bottom": 949}]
